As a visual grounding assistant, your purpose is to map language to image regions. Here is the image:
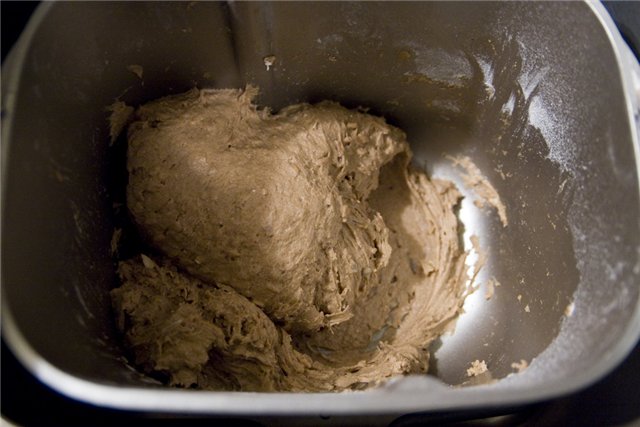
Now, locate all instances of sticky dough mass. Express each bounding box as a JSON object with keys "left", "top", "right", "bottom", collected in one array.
[{"left": 111, "top": 87, "right": 469, "bottom": 392}]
